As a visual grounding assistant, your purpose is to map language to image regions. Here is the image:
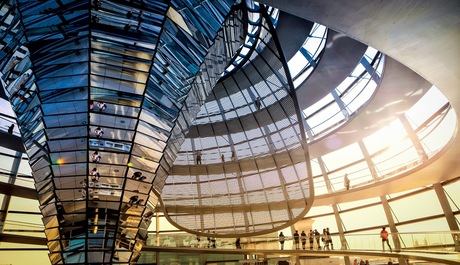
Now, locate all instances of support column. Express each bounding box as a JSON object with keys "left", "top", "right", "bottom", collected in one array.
[
  {"left": 331, "top": 89, "right": 349, "bottom": 119},
  {"left": 400, "top": 114, "right": 428, "bottom": 161},
  {"left": 317, "top": 157, "right": 333, "bottom": 193},
  {"left": 156, "top": 212, "right": 160, "bottom": 265},
  {"left": 433, "top": 183, "right": 460, "bottom": 251},
  {"left": 358, "top": 140, "right": 378, "bottom": 181},
  {"left": 0, "top": 151, "right": 21, "bottom": 233},
  {"left": 332, "top": 204, "right": 350, "bottom": 265},
  {"left": 380, "top": 195, "right": 401, "bottom": 251},
  {"left": 381, "top": 195, "right": 408, "bottom": 264}
]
